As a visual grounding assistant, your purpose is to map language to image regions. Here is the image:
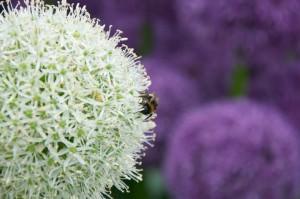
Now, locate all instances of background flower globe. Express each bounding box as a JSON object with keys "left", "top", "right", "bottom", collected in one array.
[
  {"left": 0, "top": 1, "right": 155, "bottom": 198},
  {"left": 175, "top": 0, "right": 300, "bottom": 48},
  {"left": 165, "top": 100, "right": 300, "bottom": 199}
]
